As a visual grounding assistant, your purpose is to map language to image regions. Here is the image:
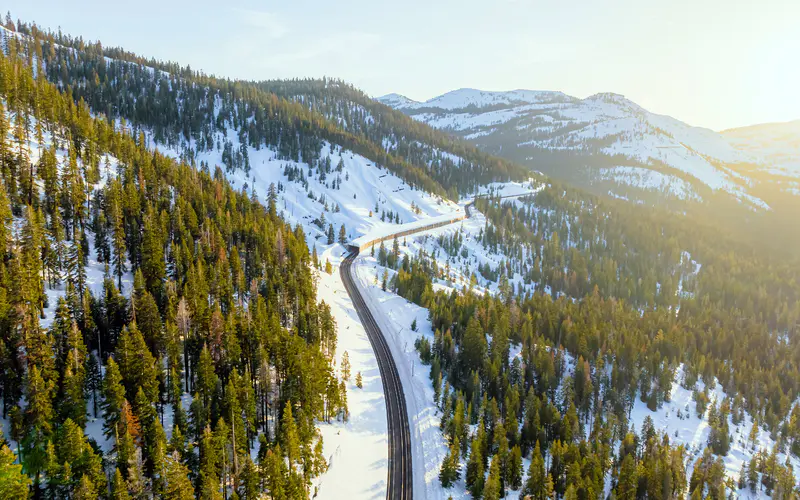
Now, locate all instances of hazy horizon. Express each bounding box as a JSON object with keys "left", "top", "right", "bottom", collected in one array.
[{"left": 7, "top": 0, "right": 800, "bottom": 131}]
